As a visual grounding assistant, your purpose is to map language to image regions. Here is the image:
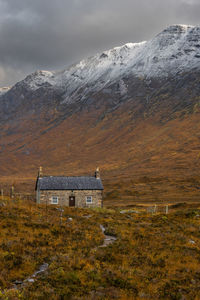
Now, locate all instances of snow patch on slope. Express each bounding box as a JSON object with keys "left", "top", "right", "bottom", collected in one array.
[
  {"left": 23, "top": 70, "right": 56, "bottom": 90},
  {"left": 58, "top": 42, "right": 146, "bottom": 100},
  {"left": 134, "top": 24, "right": 200, "bottom": 78}
]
